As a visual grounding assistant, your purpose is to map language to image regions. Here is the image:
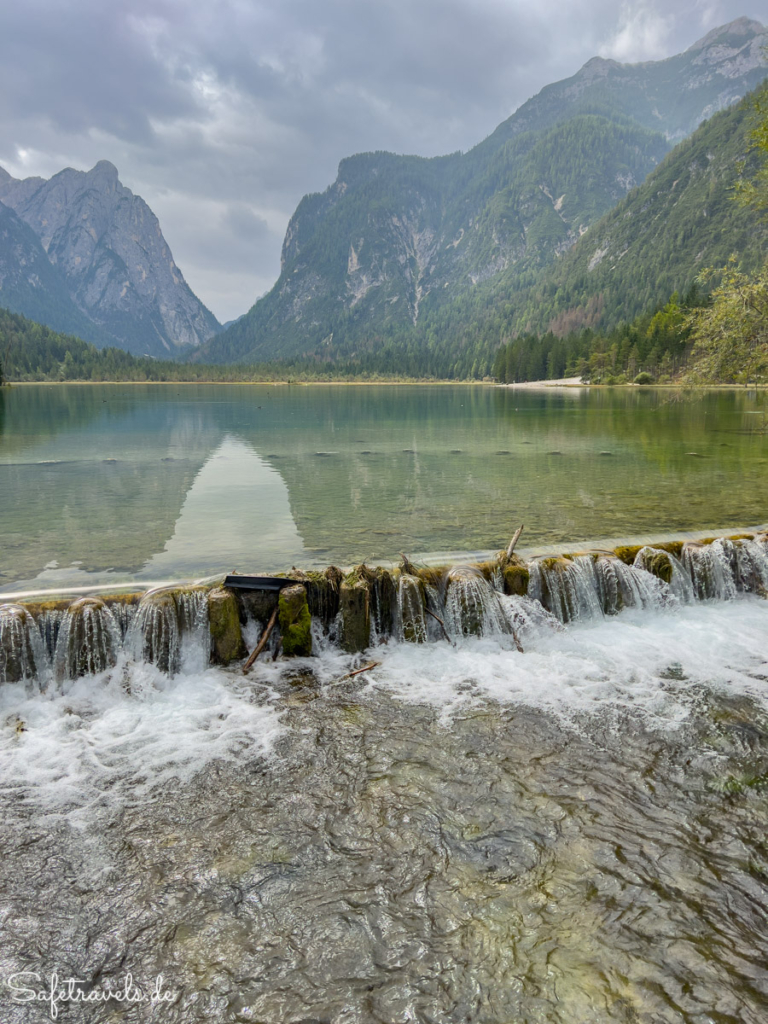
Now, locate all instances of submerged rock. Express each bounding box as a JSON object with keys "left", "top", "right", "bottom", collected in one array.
[
  {"left": 208, "top": 587, "right": 246, "bottom": 666},
  {"left": 279, "top": 584, "right": 313, "bottom": 658}
]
